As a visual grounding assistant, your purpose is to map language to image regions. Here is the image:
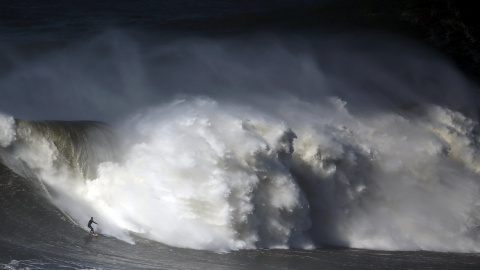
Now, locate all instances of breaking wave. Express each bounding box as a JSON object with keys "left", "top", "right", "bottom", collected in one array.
[{"left": 1, "top": 31, "right": 480, "bottom": 253}]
